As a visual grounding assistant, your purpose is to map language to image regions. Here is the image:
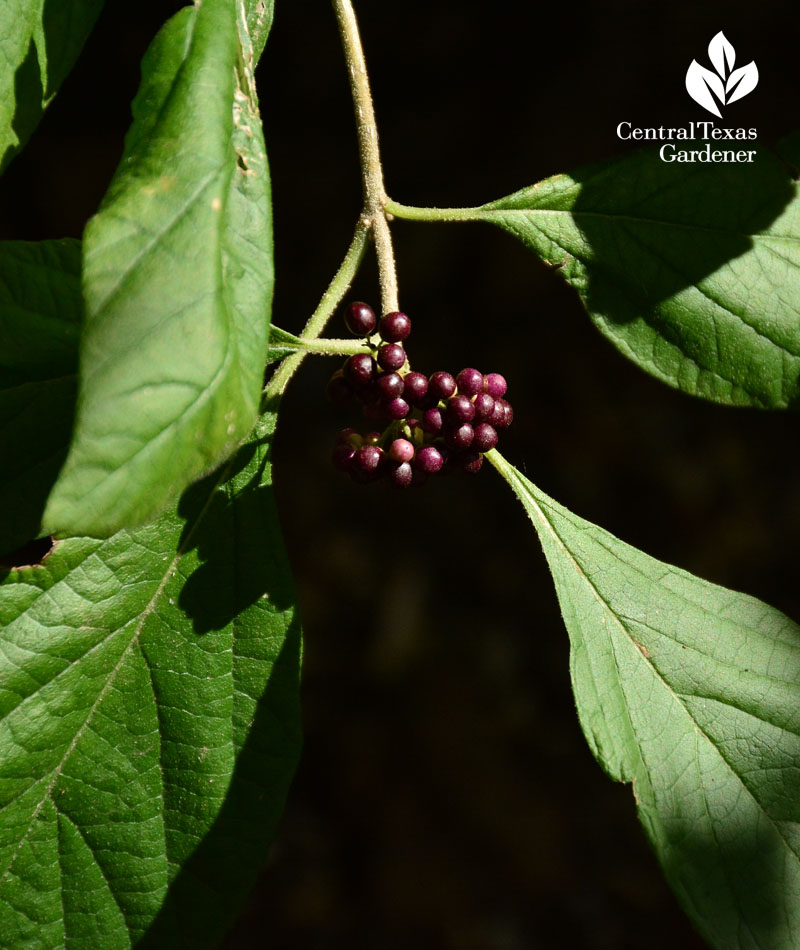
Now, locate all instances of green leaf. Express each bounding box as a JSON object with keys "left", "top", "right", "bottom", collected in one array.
[
  {"left": 470, "top": 145, "right": 800, "bottom": 408},
  {"left": 0, "top": 0, "right": 104, "bottom": 173},
  {"left": 490, "top": 451, "right": 800, "bottom": 948},
  {"left": 265, "top": 325, "right": 305, "bottom": 364},
  {"left": 44, "top": 0, "right": 275, "bottom": 537},
  {"left": 0, "top": 240, "right": 81, "bottom": 554},
  {"left": 244, "top": 0, "right": 275, "bottom": 63},
  {"left": 0, "top": 411, "right": 302, "bottom": 950}
]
